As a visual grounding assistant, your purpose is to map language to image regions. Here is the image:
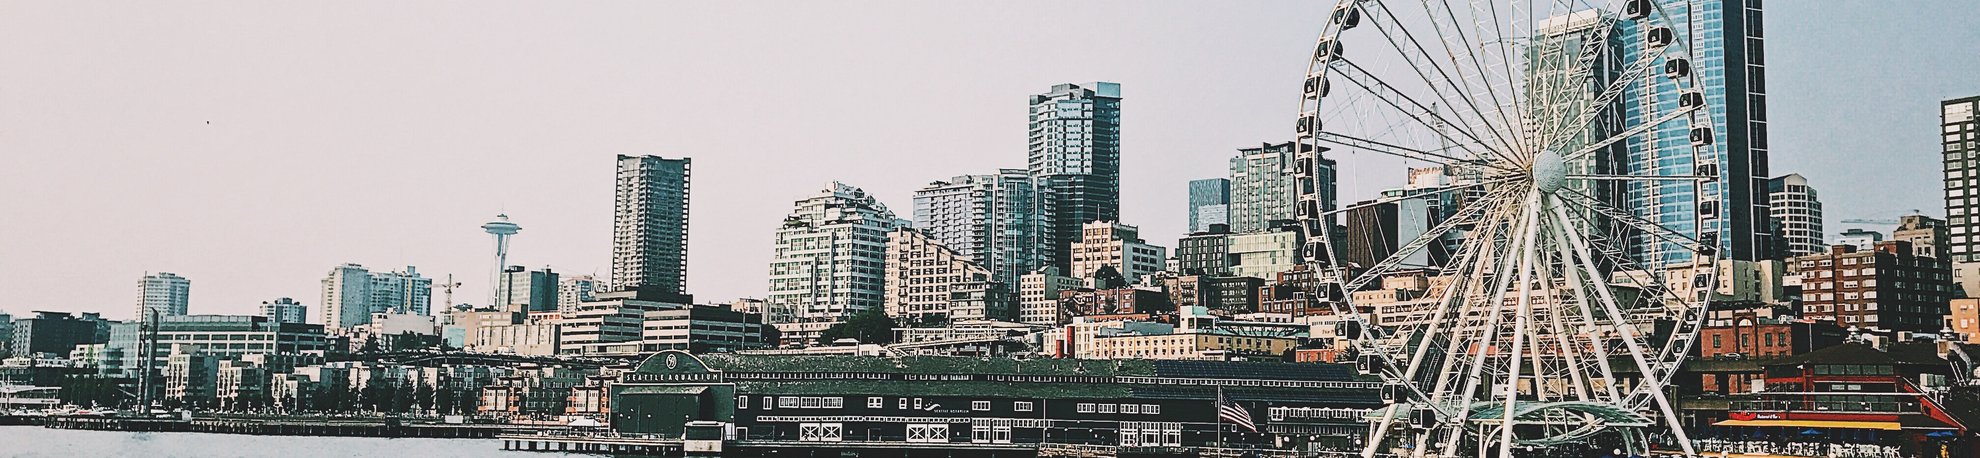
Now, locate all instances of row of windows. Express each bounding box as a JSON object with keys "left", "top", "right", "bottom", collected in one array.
[{"left": 1073, "top": 403, "right": 1162, "bottom": 415}]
